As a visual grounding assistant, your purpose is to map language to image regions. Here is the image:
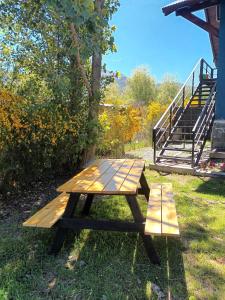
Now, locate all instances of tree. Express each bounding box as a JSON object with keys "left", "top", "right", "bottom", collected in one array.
[
  {"left": 157, "top": 75, "right": 180, "bottom": 104},
  {"left": 126, "top": 67, "right": 156, "bottom": 105},
  {"left": 103, "top": 81, "right": 124, "bottom": 105},
  {"left": 98, "top": 105, "right": 141, "bottom": 156},
  {"left": 147, "top": 101, "right": 167, "bottom": 127},
  {"left": 0, "top": 0, "right": 120, "bottom": 165}
]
